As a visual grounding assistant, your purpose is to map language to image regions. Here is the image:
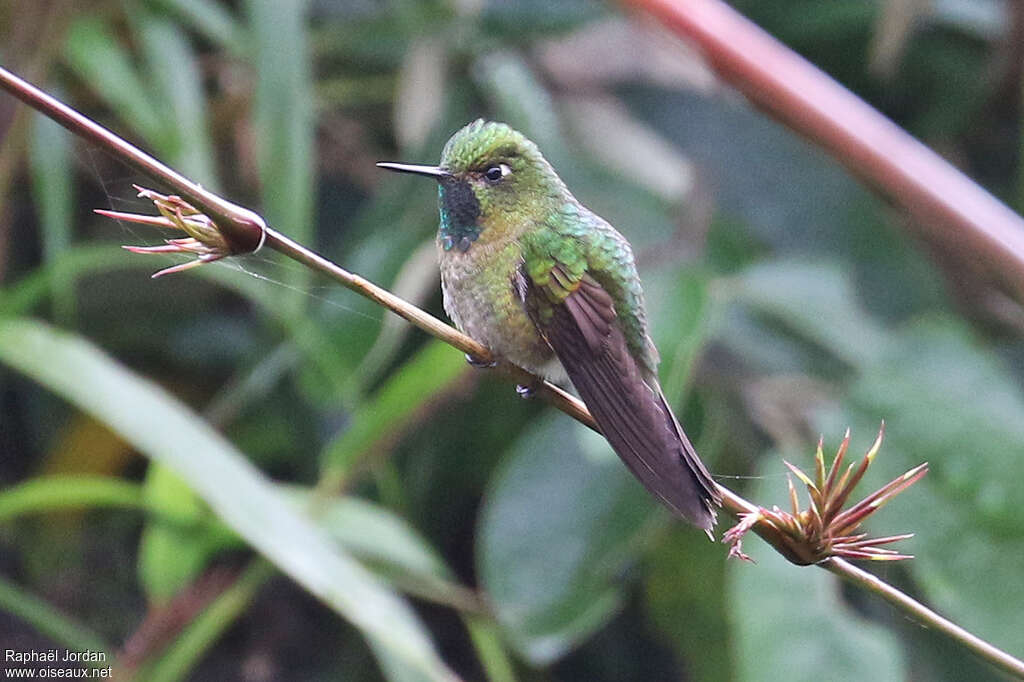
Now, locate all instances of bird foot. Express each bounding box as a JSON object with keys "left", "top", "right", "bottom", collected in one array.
[
  {"left": 465, "top": 353, "right": 496, "bottom": 369},
  {"left": 515, "top": 383, "right": 536, "bottom": 399}
]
